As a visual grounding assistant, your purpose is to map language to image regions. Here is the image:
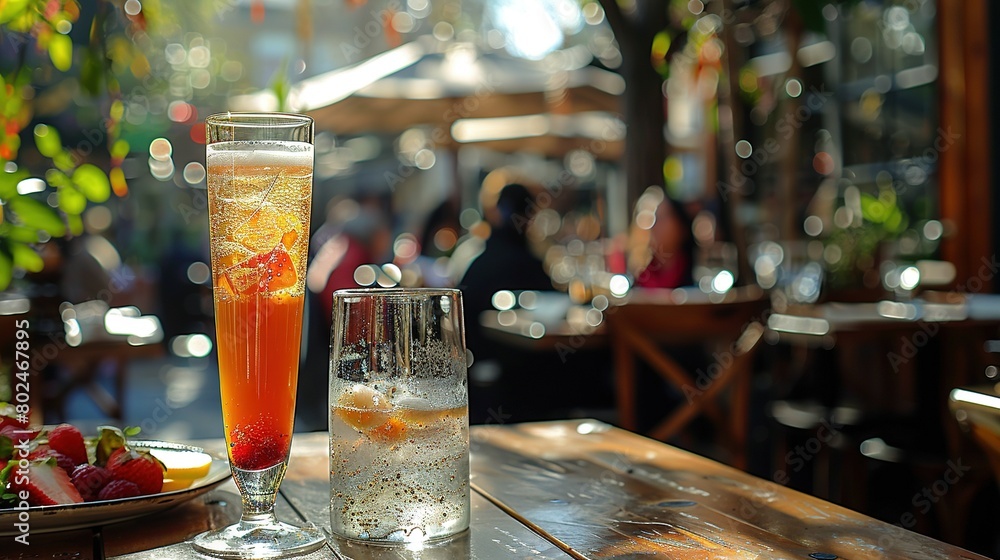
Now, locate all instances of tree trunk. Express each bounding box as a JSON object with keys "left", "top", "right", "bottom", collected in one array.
[
  {"left": 621, "top": 55, "right": 667, "bottom": 212},
  {"left": 599, "top": 0, "right": 667, "bottom": 213}
]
